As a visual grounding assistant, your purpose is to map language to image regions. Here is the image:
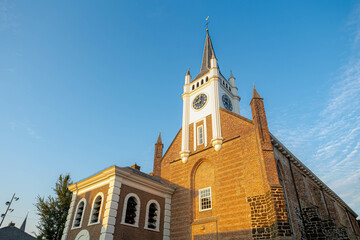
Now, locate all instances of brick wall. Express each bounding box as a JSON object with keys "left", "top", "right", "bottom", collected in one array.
[
  {"left": 113, "top": 184, "right": 165, "bottom": 240},
  {"left": 274, "top": 146, "right": 360, "bottom": 239},
  {"left": 161, "top": 109, "right": 291, "bottom": 240},
  {"left": 66, "top": 184, "right": 109, "bottom": 240},
  {"left": 247, "top": 186, "right": 291, "bottom": 239}
]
